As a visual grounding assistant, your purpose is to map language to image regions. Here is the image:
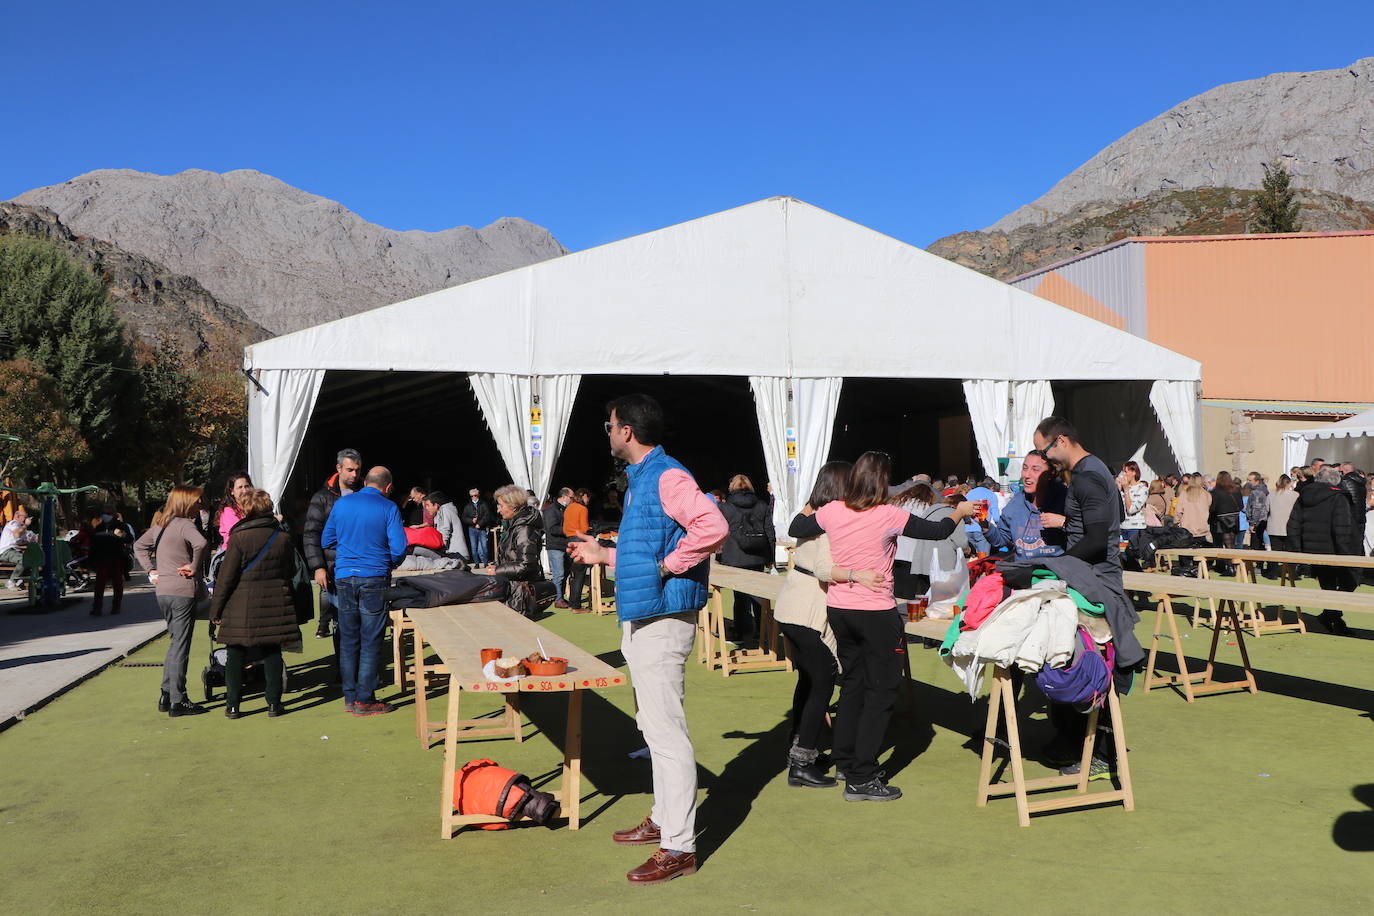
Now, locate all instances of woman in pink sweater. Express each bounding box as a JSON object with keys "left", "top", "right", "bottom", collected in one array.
[
  {"left": 215, "top": 472, "right": 254, "bottom": 549},
  {"left": 790, "top": 451, "right": 977, "bottom": 802}
]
